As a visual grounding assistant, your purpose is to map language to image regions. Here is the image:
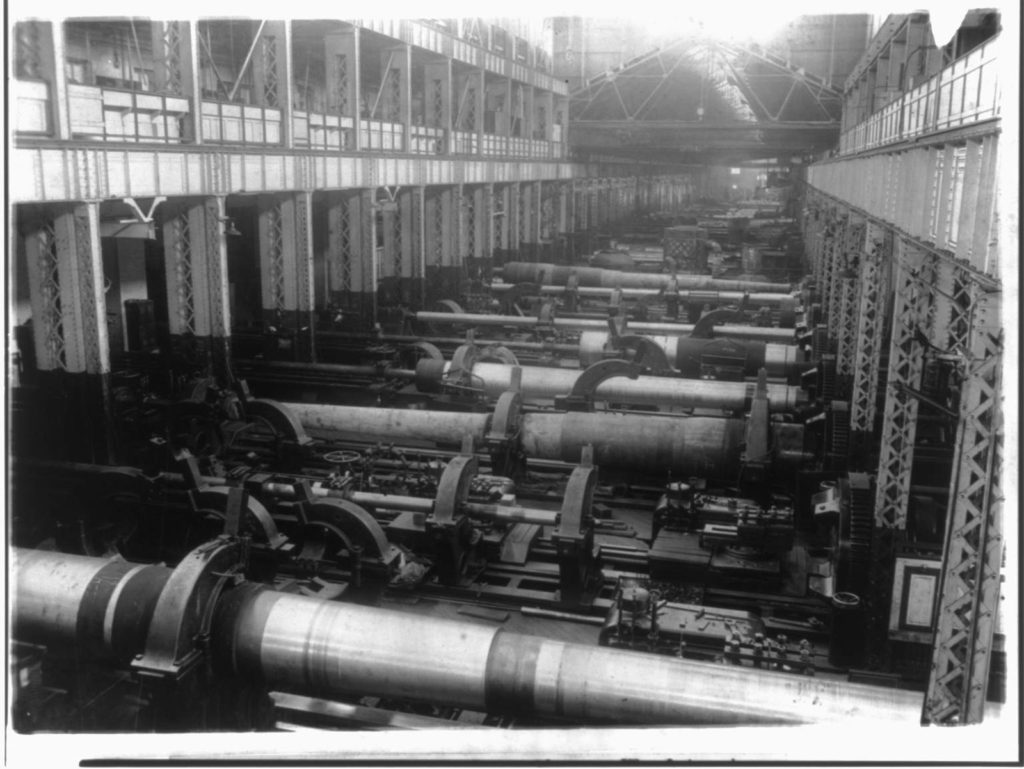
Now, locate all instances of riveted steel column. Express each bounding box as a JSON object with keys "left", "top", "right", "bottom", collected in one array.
[
  {"left": 379, "top": 43, "right": 411, "bottom": 151},
  {"left": 389, "top": 186, "right": 421, "bottom": 308},
  {"left": 325, "top": 28, "right": 360, "bottom": 151},
  {"left": 22, "top": 202, "right": 114, "bottom": 461},
  {"left": 835, "top": 218, "right": 865, "bottom": 389},
  {"left": 424, "top": 59, "right": 452, "bottom": 154},
  {"left": 354, "top": 189, "right": 376, "bottom": 325},
  {"left": 161, "top": 196, "right": 233, "bottom": 375},
  {"left": 532, "top": 180, "right": 543, "bottom": 243},
  {"left": 257, "top": 193, "right": 315, "bottom": 357},
  {"left": 482, "top": 183, "right": 494, "bottom": 264},
  {"left": 151, "top": 22, "right": 196, "bottom": 141},
  {"left": 924, "top": 288, "right": 1003, "bottom": 724},
  {"left": 849, "top": 222, "right": 891, "bottom": 454},
  {"left": 426, "top": 185, "right": 456, "bottom": 301},
  {"left": 203, "top": 196, "right": 233, "bottom": 379},
  {"left": 874, "top": 239, "right": 932, "bottom": 530},
  {"left": 46, "top": 21, "right": 71, "bottom": 139},
  {"left": 56, "top": 203, "right": 109, "bottom": 376}
]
